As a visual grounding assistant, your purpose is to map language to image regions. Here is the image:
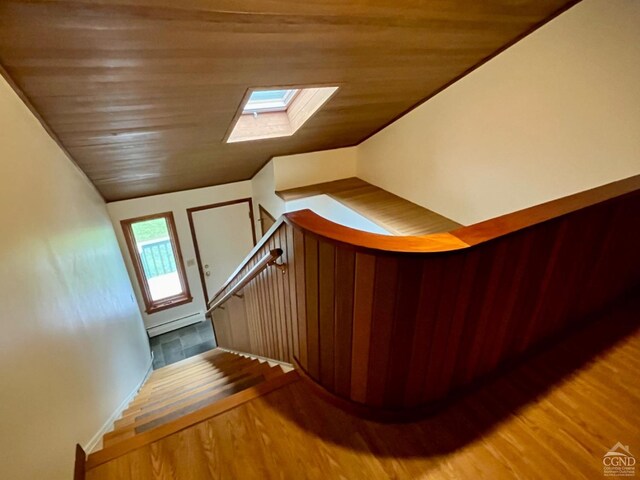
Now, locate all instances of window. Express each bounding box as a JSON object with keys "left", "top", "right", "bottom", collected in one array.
[
  {"left": 121, "top": 212, "right": 192, "bottom": 314},
  {"left": 243, "top": 89, "right": 299, "bottom": 114},
  {"left": 226, "top": 86, "right": 339, "bottom": 143}
]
